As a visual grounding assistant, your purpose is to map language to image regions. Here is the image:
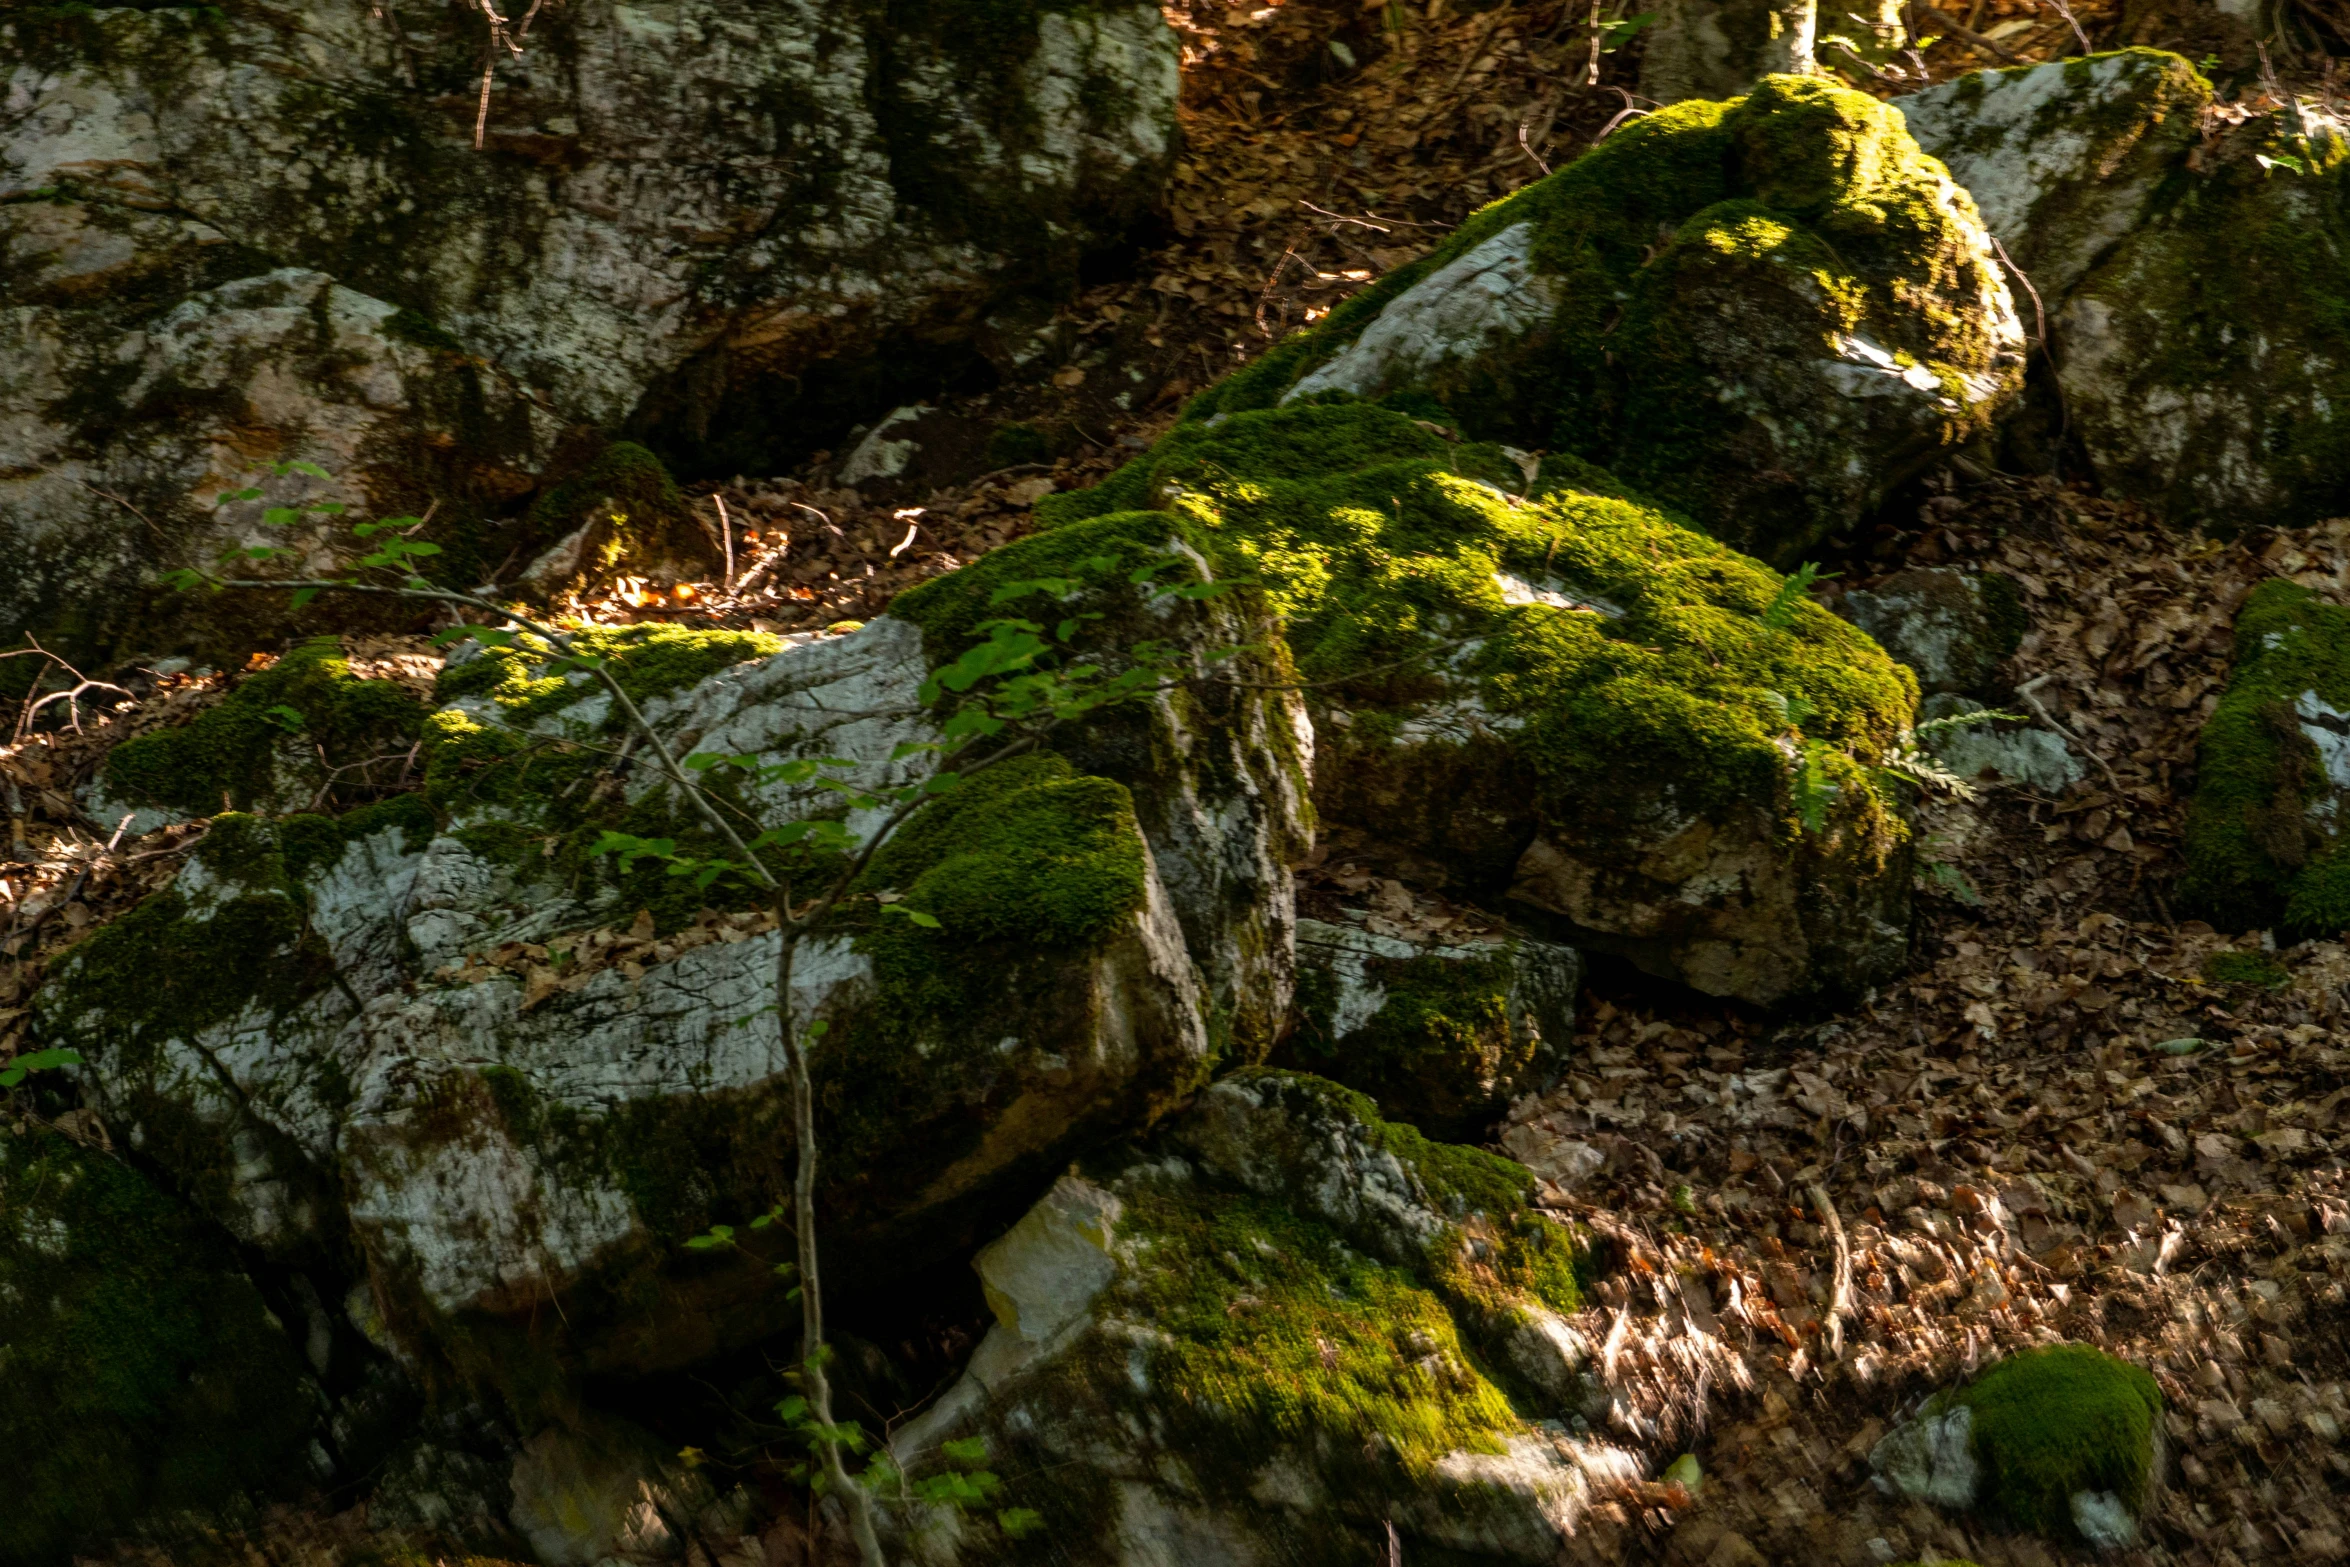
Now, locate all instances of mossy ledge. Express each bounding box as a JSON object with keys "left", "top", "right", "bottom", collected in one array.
[
  {"left": 1035, "top": 399, "right": 1915, "bottom": 887},
  {"left": 1179, "top": 74, "right": 2016, "bottom": 563},
  {"left": 2181, "top": 580, "right": 2350, "bottom": 934},
  {"left": 102, "top": 637, "right": 426, "bottom": 817}
]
